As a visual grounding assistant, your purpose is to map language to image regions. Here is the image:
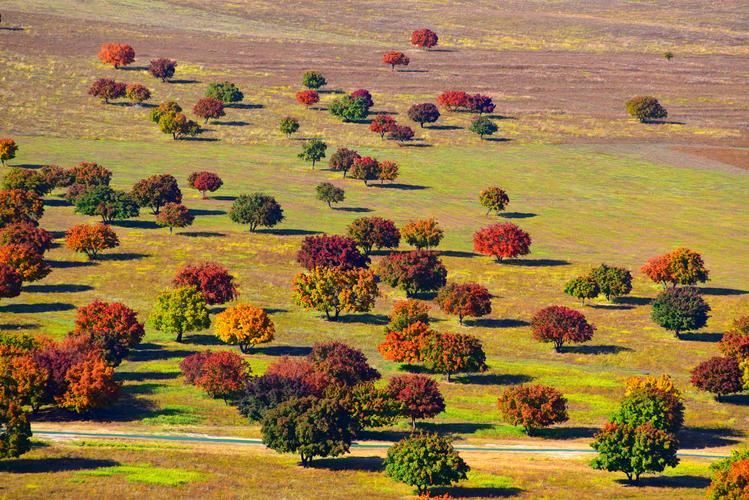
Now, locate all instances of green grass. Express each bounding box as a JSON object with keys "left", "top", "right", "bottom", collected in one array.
[{"left": 77, "top": 463, "right": 207, "bottom": 486}]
